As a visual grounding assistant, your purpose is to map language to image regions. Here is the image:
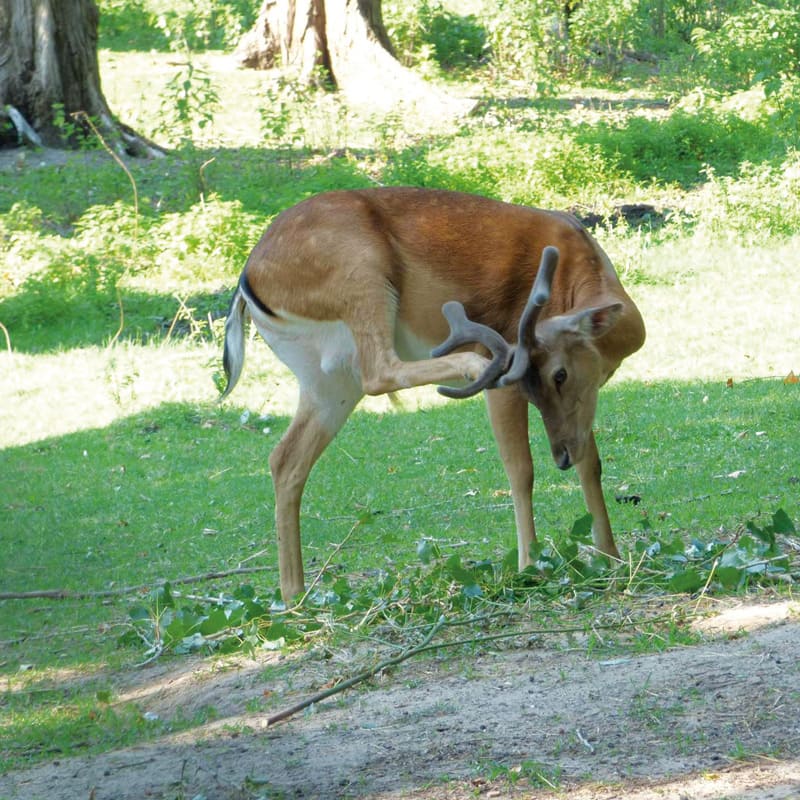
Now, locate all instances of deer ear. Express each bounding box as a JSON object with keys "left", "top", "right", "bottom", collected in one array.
[{"left": 570, "top": 303, "right": 624, "bottom": 338}]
